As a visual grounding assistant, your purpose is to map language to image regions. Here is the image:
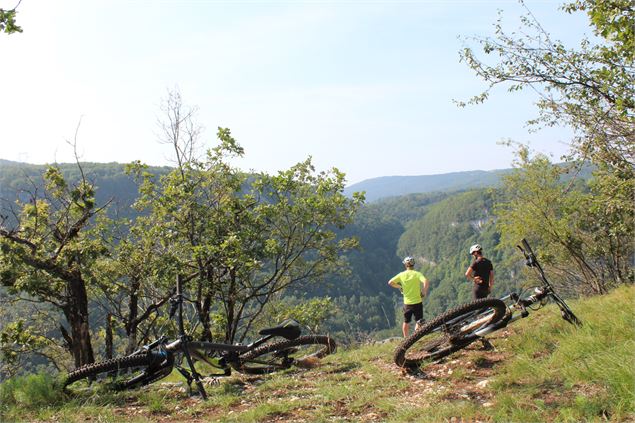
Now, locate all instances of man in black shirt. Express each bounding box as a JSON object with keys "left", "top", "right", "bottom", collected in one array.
[{"left": 465, "top": 244, "right": 494, "bottom": 300}]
